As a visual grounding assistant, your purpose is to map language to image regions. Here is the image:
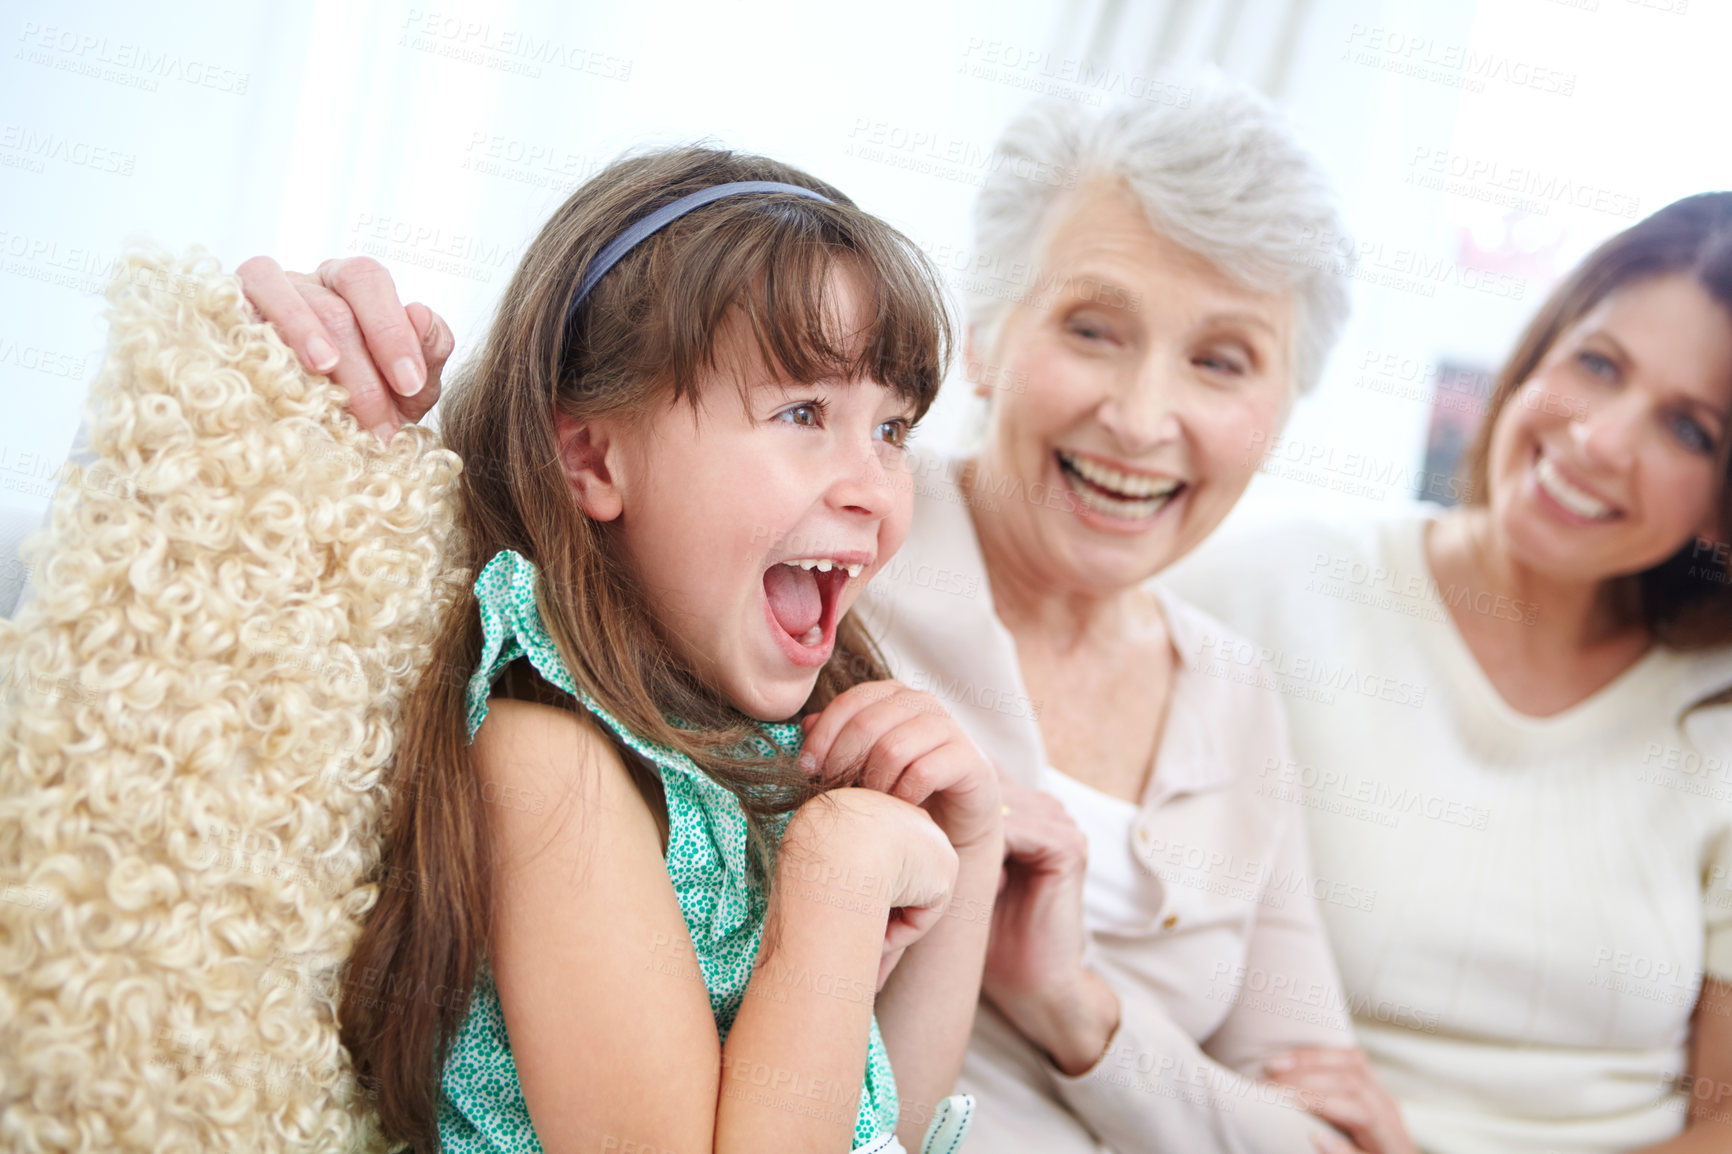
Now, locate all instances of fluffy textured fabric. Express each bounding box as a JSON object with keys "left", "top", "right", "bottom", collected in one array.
[{"left": 0, "top": 251, "right": 462, "bottom": 1152}]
